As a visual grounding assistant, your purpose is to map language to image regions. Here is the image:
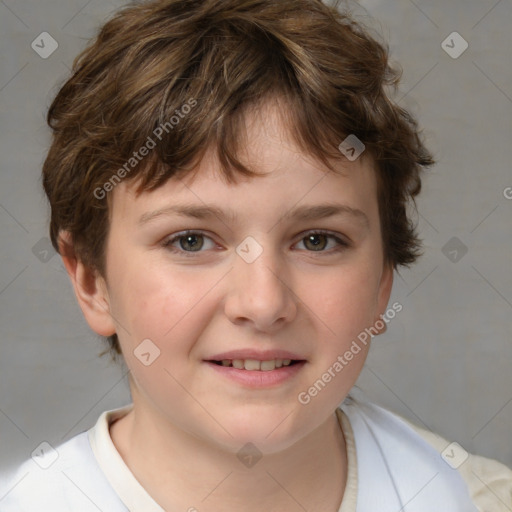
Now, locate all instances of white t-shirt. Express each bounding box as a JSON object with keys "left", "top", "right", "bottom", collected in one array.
[{"left": 1, "top": 395, "right": 511, "bottom": 511}]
